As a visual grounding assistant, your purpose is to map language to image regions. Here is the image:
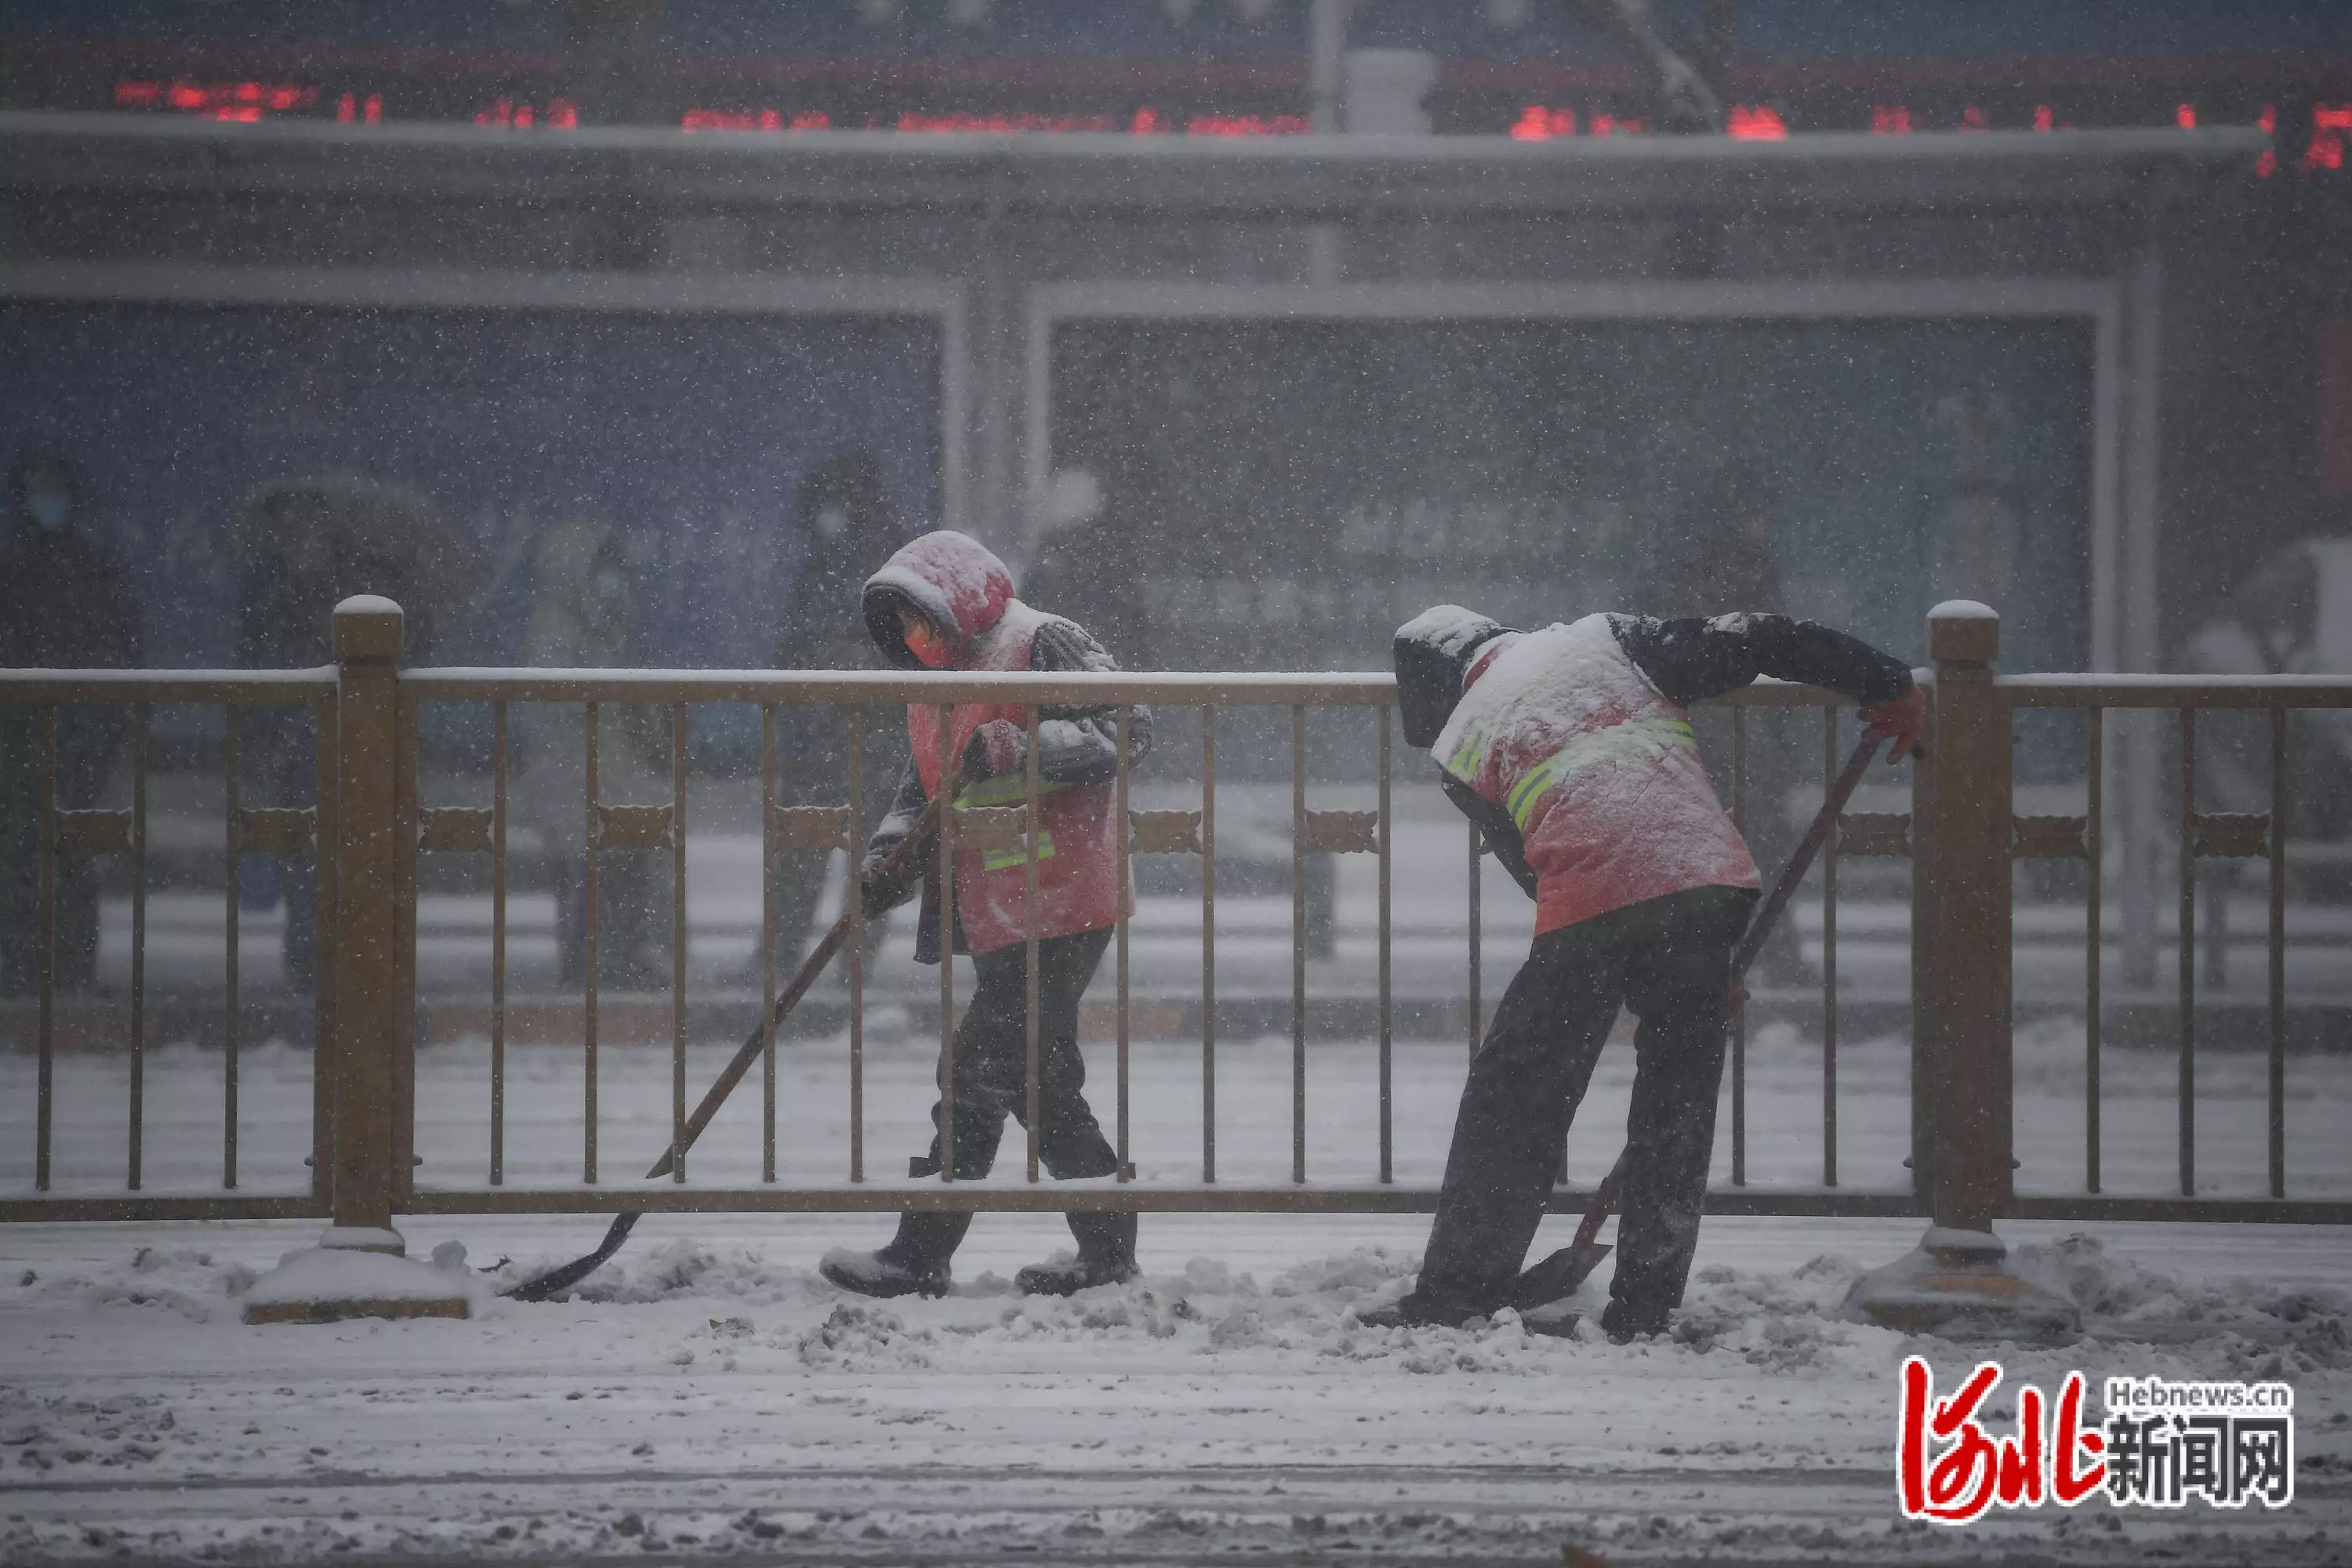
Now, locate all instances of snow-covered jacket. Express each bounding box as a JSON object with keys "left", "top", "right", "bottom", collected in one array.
[
  {"left": 861, "top": 531, "right": 1153, "bottom": 960},
  {"left": 1399, "top": 608, "right": 1914, "bottom": 935}
]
